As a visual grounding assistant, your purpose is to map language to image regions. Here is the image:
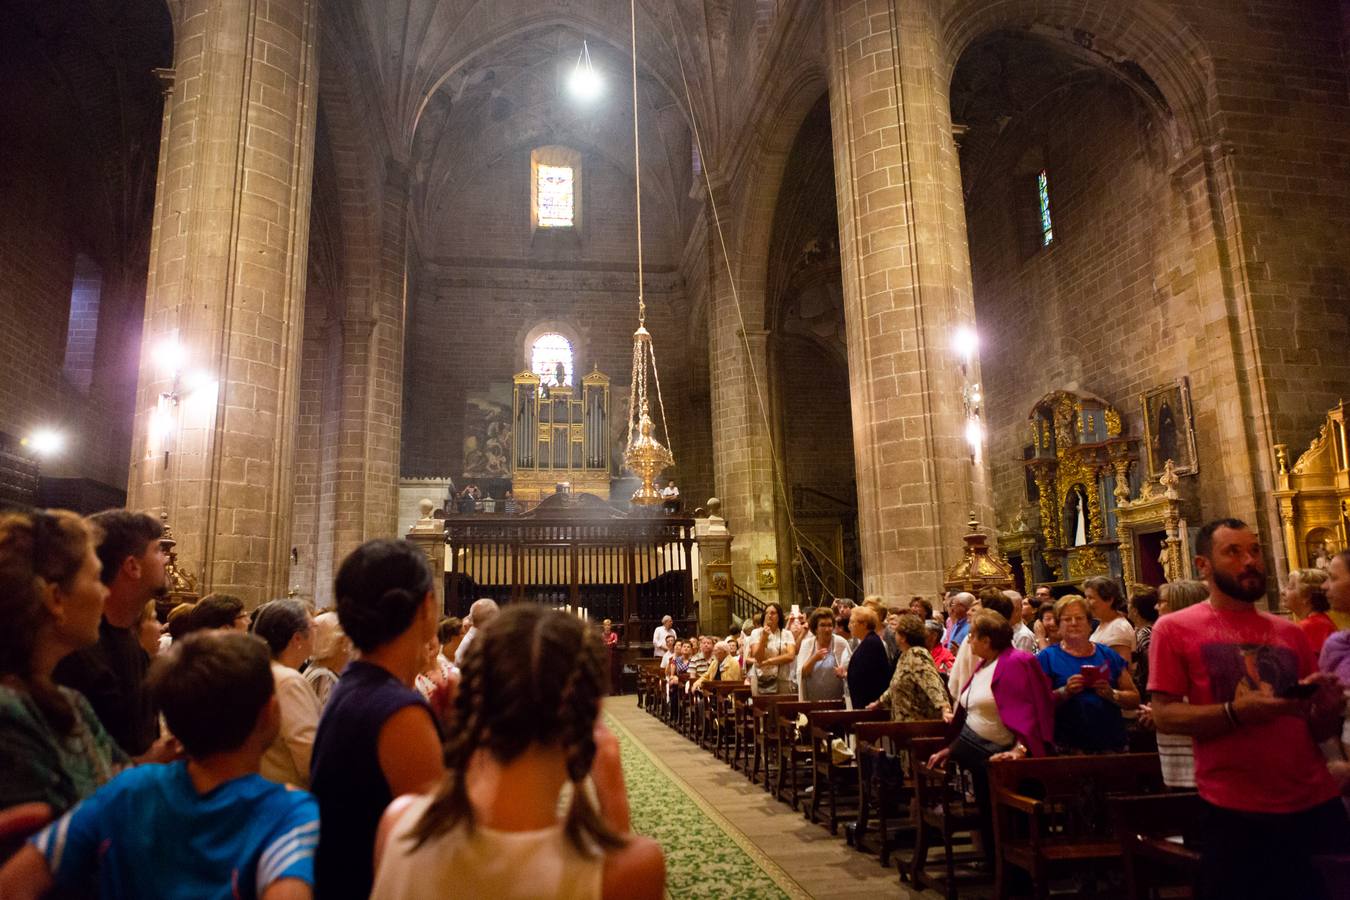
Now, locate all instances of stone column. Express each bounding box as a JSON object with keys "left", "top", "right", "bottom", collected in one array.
[
  {"left": 129, "top": 0, "right": 320, "bottom": 607},
  {"left": 824, "top": 0, "right": 993, "bottom": 599},
  {"left": 405, "top": 499, "right": 446, "bottom": 612}
]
